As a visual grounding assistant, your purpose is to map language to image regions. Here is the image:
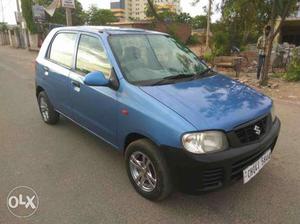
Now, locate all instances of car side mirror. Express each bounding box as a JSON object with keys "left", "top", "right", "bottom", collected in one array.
[{"left": 84, "top": 71, "right": 109, "bottom": 86}]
